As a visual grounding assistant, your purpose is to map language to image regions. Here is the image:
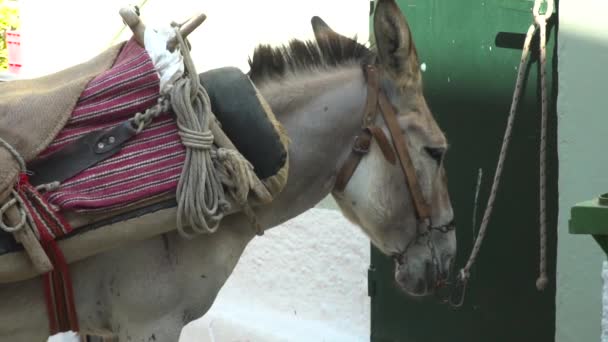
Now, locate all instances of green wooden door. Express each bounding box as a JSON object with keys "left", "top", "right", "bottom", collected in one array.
[{"left": 369, "top": 1, "right": 558, "bottom": 341}]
